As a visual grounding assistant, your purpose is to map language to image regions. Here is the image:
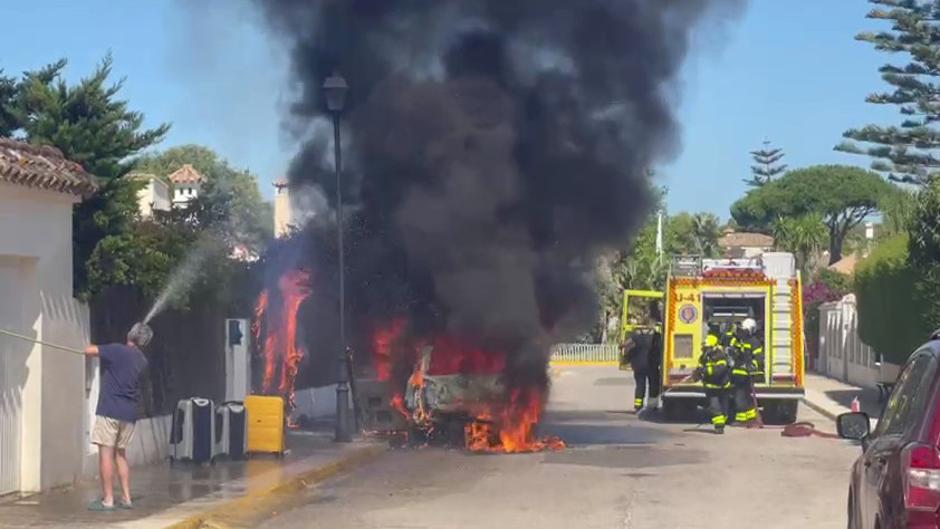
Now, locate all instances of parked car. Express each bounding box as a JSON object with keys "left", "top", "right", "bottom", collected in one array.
[{"left": 838, "top": 332, "right": 940, "bottom": 529}]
